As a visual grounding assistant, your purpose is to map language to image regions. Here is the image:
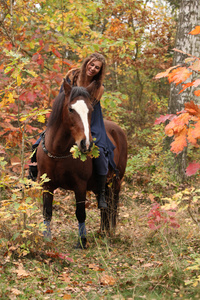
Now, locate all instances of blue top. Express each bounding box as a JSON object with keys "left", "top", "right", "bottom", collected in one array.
[{"left": 91, "top": 101, "right": 116, "bottom": 170}]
